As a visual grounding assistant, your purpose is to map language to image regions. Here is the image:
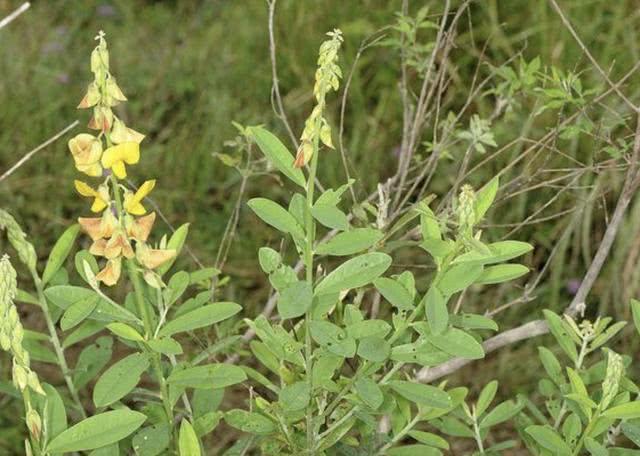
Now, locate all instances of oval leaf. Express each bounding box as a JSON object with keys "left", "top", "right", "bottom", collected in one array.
[
  {"left": 316, "top": 253, "right": 392, "bottom": 295},
  {"left": 93, "top": 353, "right": 150, "bottom": 408},
  {"left": 43, "top": 224, "right": 80, "bottom": 285},
  {"left": 249, "top": 126, "right": 306, "bottom": 188},
  {"left": 158, "top": 302, "right": 241, "bottom": 338},
  {"left": 47, "top": 409, "right": 146, "bottom": 453}
]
